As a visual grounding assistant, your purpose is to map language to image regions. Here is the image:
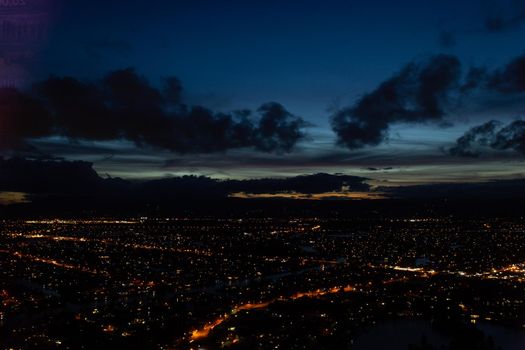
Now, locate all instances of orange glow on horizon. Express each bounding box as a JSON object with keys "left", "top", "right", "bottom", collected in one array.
[
  {"left": 229, "top": 191, "right": 386, "bottom": 200},
  {"left": 0, "top": 192, "right": 30, "bottom": 205}
]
